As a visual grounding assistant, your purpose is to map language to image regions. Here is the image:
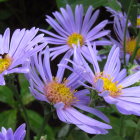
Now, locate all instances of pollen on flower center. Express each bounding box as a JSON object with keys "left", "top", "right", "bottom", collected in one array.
[
  {"left": 44, "top": 78, "right": 76, "bottom": 107},
  {"left": 126, "top": 39, "right": 140, "bottom": 59},
  {"left": 95, "top": 73, "right": 123, "bottom": 97},
  {"left": 67, "top": 33, "right": 84, "bottom": 47},
  {"left": 0, "top": 54, "right": 12, "bottom": 73},
  {"left": 137, "top": 17, "right": 140, "bottom": 26}
]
